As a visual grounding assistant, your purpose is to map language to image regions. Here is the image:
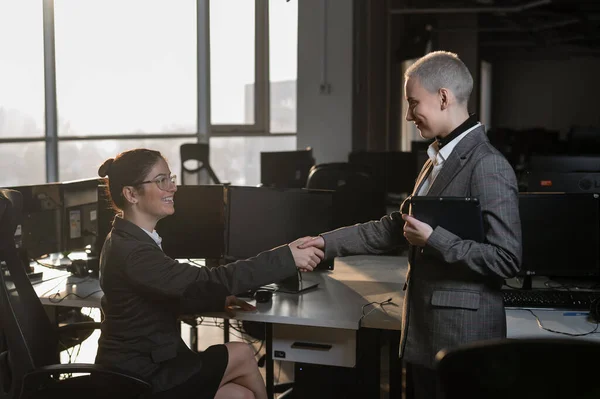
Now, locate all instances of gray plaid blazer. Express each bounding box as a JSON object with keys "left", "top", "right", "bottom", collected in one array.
[{"left": 322, "top": 126, "right": 522, "bottom": 368}]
